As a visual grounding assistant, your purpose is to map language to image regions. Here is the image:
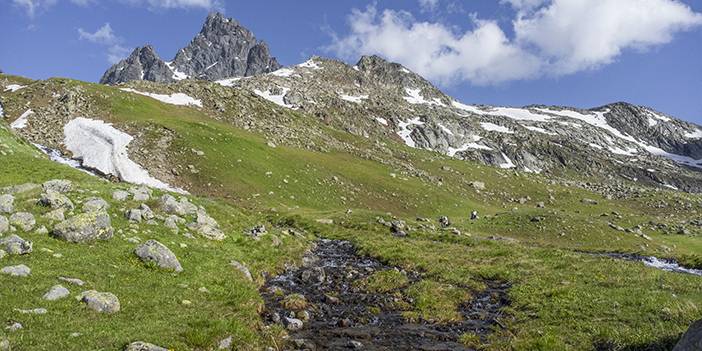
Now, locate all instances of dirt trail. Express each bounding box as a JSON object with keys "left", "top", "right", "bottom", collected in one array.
[{"left": 261, "top": 239, "right": 509, "bottom": 350}]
